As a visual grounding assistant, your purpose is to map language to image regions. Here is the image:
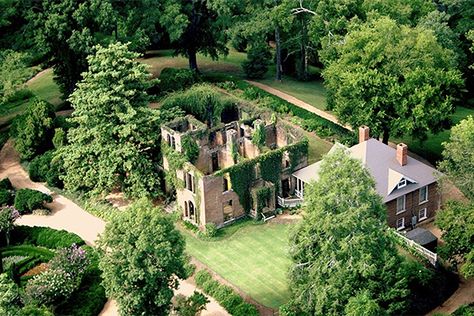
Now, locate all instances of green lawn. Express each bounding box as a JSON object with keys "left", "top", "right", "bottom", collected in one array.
[
  {"left": 305, "top": 130, "right": 333, "bottom": 164},
  {"left": 183, "top": 221, "right": 292, "bottom": 309},
  {"left": 0, "top": 68, "right": 62, "bottom": 126},
  {"left": 394, "top": 106, "right": 474, "bottom": 163},
  {"left": 27, "top": 68, "right": 62, "bottom": 106}
]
